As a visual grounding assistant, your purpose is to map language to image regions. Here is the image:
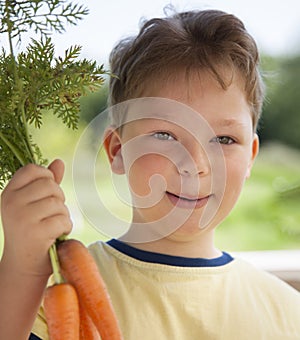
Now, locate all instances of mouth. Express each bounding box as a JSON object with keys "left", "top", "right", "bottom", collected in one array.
[{"left": 166, "top": 191, "right": 211, "bottom": 209}]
